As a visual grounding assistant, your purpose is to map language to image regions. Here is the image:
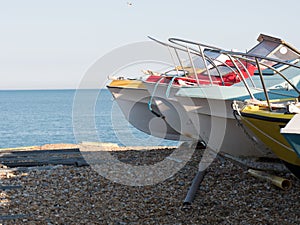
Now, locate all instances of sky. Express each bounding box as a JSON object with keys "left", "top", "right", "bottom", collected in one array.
[{"left": 0, "top": 0, "right": 299, "bottom": 90}]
